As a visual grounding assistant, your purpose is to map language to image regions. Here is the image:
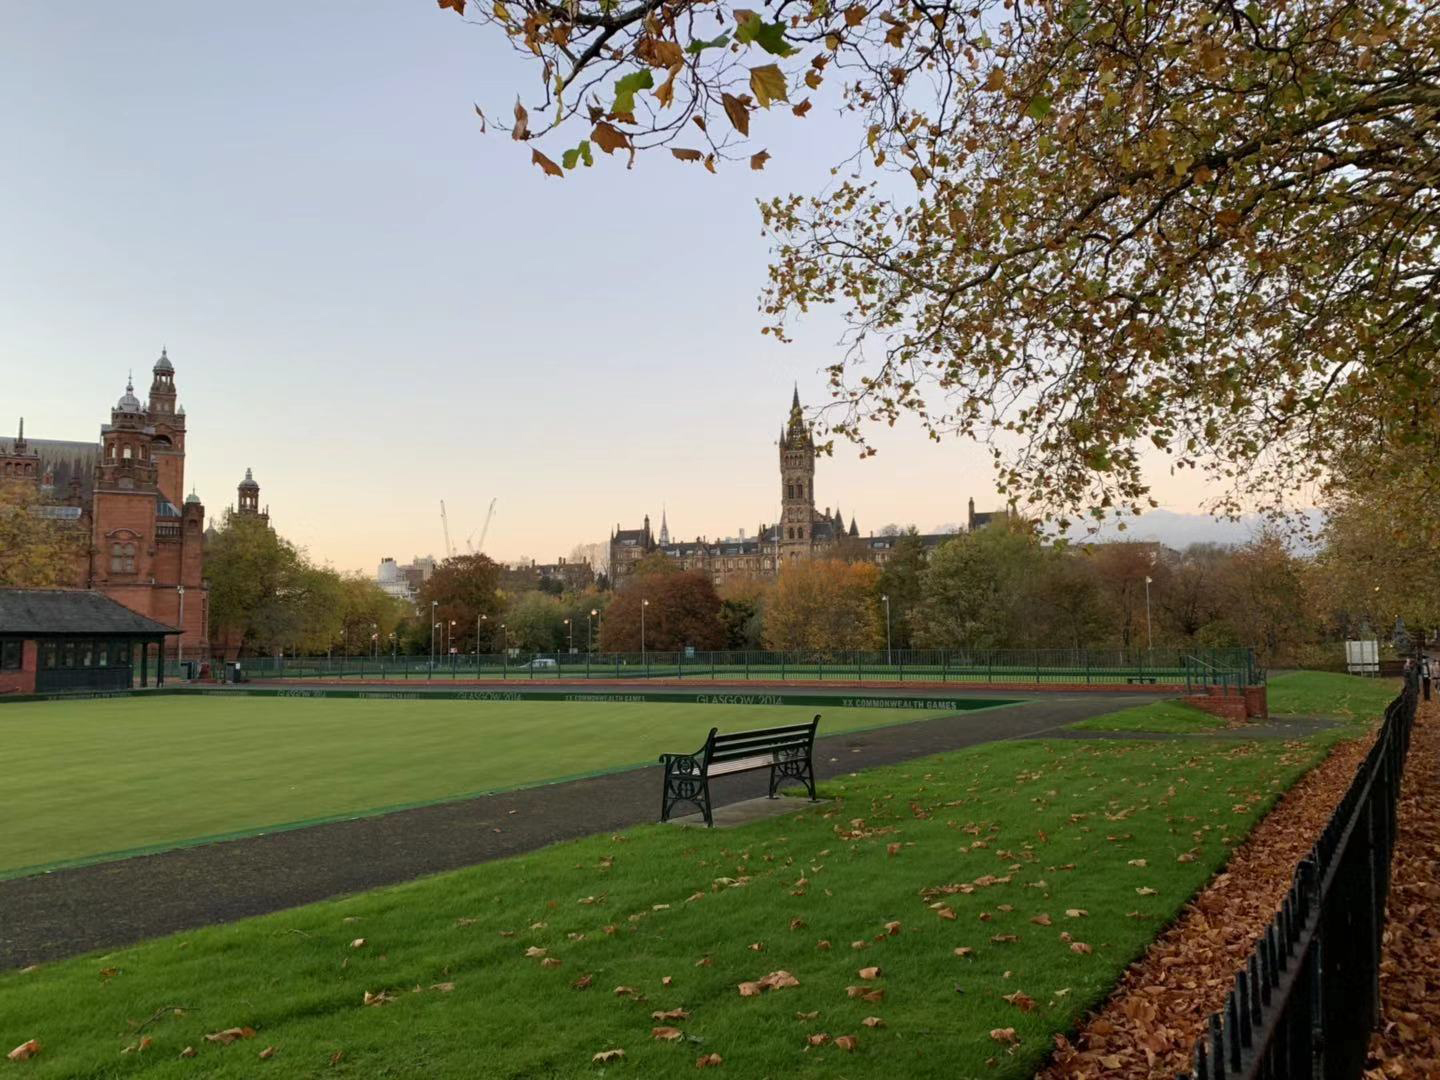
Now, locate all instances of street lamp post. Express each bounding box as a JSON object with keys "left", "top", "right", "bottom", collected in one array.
[
  {"left": 641, "top": 598, "right": 650, "bottom": 663},
  {"left": 478, "top": 613, "right": 486, "bottom": 673},
  {"left": 371, "top": 622, "right": 378, "bottom": 660},
  {"left": 564, "top": 617, "right": 572, "bottom": 654},
  {"left": 588, "top": 608, "right": 598, "bottom": 653},
  {"left": 176, "top": 584, "right": 185, "bottom": 672},
  {"left": 881, "top": 593, "right": 892, "bottom": 667},
  {"left": 449, "top": 619, "right": 456, "bottom": 669},
  {"left": 429, "top": 600, "right": 438, "bottom": 677},
  {"left": 1144, "top": 575, "right": 1154, "bottom": 651}
]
